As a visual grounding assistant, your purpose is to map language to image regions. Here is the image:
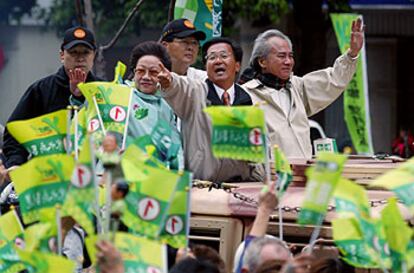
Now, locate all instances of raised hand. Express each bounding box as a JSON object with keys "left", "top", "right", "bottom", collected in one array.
[
  {"left": 69, "top": 68, "right": 87, "bottom": 97},
  {"left": 349, "top": 17, "right": 365, "bottom": 58},
  {"left": 157, "top": 62, "right": 172, "bottom": 90},
  {"left": 96, "top": 240, "right": 124, "bottom": 273}
]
